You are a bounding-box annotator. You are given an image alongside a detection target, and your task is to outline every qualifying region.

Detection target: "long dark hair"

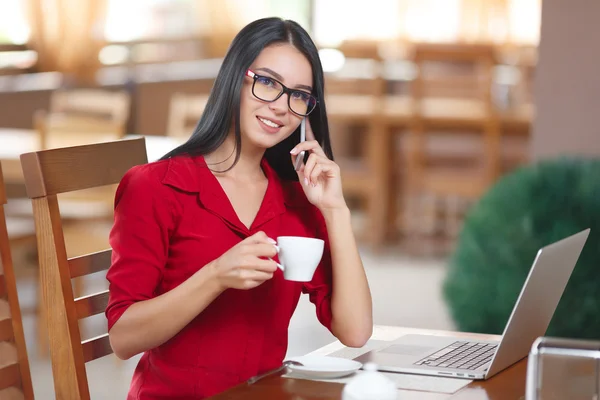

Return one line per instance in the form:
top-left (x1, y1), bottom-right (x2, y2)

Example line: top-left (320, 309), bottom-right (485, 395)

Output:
top-left (160, 17), bottom-right (332, 181)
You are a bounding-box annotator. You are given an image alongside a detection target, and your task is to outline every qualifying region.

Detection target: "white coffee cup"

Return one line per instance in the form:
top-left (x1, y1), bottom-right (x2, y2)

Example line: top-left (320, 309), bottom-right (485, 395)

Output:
top-left (275, 236), bottom-right (325, 282)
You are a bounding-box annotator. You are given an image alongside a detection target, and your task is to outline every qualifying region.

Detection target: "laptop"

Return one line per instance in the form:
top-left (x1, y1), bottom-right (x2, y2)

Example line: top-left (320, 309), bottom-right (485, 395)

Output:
top-left (355, 228), bottom-right (590, 380)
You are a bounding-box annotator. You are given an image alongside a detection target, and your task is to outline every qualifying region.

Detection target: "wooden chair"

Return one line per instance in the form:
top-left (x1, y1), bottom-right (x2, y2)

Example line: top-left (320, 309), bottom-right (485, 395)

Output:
top-left (401, 43), bottom-right (501, 253)
top-left (34, 89), bottom-right (131, 150)
top-left (49, 89), bottom-right (130, 125)
top-left (34, 108), bottom-right (126, 221)
top-left (0, 164), bottom-right (34, 400)
top-left (166, 92), bottom-right (209, 138)
top-left (33, 111), bottom-right (128, 152)
top-left (20, 138), bottom-right (148, 399)
top-left (23, 109), bottom-right (127, 360)
top-left (323, 44), bottom-right (392, 247)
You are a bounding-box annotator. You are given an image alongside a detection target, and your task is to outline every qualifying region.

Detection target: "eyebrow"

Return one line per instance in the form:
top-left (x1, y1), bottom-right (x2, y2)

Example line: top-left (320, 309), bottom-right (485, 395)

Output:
top-left (255, 67), bottom-right (313, 92)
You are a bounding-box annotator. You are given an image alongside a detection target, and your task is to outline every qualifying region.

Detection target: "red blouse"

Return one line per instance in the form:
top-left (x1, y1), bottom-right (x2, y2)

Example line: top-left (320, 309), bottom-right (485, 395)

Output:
top-left (105, 154), bottom-right (333, 399)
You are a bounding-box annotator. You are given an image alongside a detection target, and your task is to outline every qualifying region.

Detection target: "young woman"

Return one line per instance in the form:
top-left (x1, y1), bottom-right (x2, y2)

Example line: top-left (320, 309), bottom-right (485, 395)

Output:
top-left (106, 17), bottom-right (372, 399)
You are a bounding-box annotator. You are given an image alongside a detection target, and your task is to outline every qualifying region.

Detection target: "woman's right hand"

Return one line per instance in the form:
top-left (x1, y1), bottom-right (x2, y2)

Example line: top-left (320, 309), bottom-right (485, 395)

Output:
top-left (210, 231), bottom-right (279, 290)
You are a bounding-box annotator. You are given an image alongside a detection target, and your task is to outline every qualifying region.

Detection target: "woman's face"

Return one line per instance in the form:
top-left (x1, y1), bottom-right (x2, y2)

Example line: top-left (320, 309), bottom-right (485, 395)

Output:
top-left (239, 43), bottom-right (313, 151)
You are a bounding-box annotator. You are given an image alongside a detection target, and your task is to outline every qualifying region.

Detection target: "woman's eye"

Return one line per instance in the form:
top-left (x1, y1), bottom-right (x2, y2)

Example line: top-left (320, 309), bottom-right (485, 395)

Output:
top-left (257, 77), bottom-right (274, 86)
top-left (292, 91), bottom-right (309, 101)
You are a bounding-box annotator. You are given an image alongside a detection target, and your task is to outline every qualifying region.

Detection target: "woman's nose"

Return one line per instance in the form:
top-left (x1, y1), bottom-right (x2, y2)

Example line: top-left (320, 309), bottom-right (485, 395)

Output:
top-left (268, 93), bottom-right (288, 114)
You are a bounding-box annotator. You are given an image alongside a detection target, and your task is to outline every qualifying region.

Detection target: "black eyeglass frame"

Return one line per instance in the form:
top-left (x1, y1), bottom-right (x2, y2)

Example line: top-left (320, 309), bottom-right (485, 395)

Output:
top-left (245, 69), bottom-right (318, 117)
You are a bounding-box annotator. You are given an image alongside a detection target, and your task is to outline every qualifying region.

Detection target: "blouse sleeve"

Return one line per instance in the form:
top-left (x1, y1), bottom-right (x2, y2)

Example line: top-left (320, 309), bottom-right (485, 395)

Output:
top-left (105, 164), bottom-right (177, 331)
top-left (301, 207), bottom-right (334, 333)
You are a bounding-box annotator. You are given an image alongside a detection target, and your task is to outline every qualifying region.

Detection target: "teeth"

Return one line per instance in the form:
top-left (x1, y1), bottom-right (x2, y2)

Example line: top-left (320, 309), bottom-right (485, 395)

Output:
top-left (259, 117), bottom-right (280, 128)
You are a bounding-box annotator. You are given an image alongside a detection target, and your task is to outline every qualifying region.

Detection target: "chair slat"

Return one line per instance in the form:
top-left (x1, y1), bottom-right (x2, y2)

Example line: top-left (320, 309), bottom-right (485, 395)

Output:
top-left (0, 165), bottom-right (6, 205)
top-left (0, 319), bottom-right (13, 342)
top-left (75, 291), bottom-right (109, 320)
top-left (0, 363), bottom-right (19, 391)
top-left (20, 137), bottom-right (148, 198)
top-left (69, 249), bottom-right (112, 279)
top-left (82, 334), bottom-right (112, 363)
top-left (0, 275), bottom-right (5, 299)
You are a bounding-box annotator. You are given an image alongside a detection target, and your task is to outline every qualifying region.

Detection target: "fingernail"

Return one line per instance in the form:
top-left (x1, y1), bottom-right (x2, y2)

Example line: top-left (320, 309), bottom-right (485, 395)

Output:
top-left (290, 148), bottom-right (298, 154)
top-left (304, 178), bottom-right (309, 186)
top-left (267, 237), bottom-right (277, 244)
top-left (273, 245), bottom-right (280, 253)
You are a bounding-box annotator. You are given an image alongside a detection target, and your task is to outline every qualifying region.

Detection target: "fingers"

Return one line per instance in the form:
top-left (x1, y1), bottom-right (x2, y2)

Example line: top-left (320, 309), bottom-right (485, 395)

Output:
top-left (290, 140), bottom-right (326, 158)
top-left (293, 150), bottom-right (305, 171)
top-left (237, 268), bottom-right (275, 282)
top-left (300, 153), bottom-right (339, 186)
top-left (308, 164), bottom-right (322, 187)
top-left (301, 153), bottom-right (318, 185)
top-left (246, 243), bottom-right (279, 259)
top-left (237, 250), bottom-right (278, 271)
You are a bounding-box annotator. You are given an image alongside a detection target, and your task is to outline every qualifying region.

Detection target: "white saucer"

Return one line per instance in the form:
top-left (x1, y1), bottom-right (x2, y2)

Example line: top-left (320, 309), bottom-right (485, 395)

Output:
top-left (286, 355), bottom-right (362, 379)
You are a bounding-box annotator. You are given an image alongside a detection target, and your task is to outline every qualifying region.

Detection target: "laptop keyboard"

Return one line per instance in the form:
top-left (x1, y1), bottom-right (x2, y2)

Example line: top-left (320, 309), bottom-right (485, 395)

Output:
top-left (414, 341), bottom-right (497, 370)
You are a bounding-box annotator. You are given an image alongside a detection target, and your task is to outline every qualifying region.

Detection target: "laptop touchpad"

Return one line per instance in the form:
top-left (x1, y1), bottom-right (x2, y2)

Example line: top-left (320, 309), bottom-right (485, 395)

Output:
top-left (380, 344), bottom-right (436, 356)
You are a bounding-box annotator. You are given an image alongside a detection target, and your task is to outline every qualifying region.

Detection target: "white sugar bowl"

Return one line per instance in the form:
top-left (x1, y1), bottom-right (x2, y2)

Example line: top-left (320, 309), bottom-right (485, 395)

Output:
top-left (342, 362), bottom-right (397, 400)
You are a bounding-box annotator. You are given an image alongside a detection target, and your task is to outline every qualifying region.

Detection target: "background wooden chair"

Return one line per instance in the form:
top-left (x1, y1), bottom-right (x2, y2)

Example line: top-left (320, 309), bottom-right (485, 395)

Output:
top-left (49, 89), bottom-right (130, 122)
top-left (400, 43), bottom-right (501, 254)
top-left (0, 164), bottom-right (34, 400)
top-left (28, 89), bottom-right (130, 224)
top-left (166, 92), bottom-right (209, 138)
top-left (323, 41), bottom-right (391, 246)
top-left (34, 88), bottom-right (131, 150)
top-left (20, 138), bottom-right (148, 399)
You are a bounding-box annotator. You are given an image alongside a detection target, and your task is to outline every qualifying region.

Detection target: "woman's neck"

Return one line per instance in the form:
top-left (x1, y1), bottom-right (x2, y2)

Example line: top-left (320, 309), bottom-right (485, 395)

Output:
top-left (204, 134), bottom-right (265, 181)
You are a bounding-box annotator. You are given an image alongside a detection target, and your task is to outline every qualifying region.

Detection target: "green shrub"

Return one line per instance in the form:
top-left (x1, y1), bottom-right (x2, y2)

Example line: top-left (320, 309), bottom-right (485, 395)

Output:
top-left (443, 157), bottom-right (600, 339)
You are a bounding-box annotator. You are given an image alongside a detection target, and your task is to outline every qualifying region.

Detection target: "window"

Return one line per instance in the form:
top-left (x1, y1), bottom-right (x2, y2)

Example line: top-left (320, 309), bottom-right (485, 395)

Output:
top-left (101, 0), bottom-right (311, 65)
top-left (314, 0), bottom-right (403, 46)
top-left (0, 0), bottom-right (36, 73)
top-left (104, 0), bottom-right (310, 42)
top-left (0, 0), bottom-right (29, 44)
top-left (104, 0), bottom-right (200, 42)
top-left (313, 0), bottom-right (541, 47)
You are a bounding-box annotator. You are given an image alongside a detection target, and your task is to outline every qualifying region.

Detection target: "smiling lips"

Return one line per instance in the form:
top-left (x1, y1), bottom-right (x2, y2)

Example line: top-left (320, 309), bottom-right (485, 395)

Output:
top-left (257, 116), bottom-right (284, 133)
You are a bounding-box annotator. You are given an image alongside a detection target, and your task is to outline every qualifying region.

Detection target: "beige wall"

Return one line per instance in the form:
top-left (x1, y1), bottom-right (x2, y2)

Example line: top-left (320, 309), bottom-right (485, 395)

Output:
top-left (531, 0), bottom-right (600, 159)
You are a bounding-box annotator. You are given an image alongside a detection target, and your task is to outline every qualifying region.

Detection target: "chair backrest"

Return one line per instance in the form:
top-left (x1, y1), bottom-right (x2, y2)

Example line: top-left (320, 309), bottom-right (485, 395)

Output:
top-left (0, 164), bottom-right (34, 400)
top-left (36, 88), bottom-right (131, 149)
top-left (324, 41), bottom-right (385, 97)
top-left (410, 42), bottom-right (497, 103)
top-left (166, 92), bottom-right (209, 137)
top-left (33, 110), bottom-right (128, 151)
top-left (20, 138), bottom-right (148, 400)
top-left (408, 43), bottom-right (502, 182)
top-left (50, 89), bottom-right (131, 123)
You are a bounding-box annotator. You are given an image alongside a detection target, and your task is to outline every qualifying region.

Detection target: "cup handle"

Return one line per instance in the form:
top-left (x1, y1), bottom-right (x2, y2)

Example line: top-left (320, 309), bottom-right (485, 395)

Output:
top-left (271, 245), bottom-right (284, 271)
top-left (268, 258), bottom-right (284, 271)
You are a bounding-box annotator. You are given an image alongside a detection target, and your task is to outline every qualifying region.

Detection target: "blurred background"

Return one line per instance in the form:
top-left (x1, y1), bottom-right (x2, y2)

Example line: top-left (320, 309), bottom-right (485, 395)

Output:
top-left (2, 0), bottom-right (599, 398)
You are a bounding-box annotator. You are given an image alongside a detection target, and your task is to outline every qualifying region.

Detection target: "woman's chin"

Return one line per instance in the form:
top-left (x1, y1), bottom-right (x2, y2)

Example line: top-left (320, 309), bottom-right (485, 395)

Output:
top-left (247, 132), bottom-right (287, 149)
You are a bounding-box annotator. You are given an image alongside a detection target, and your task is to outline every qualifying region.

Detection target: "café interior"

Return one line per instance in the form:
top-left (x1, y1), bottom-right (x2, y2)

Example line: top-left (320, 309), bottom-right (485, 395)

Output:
top-left (1, 0), bottom-right (599, 398)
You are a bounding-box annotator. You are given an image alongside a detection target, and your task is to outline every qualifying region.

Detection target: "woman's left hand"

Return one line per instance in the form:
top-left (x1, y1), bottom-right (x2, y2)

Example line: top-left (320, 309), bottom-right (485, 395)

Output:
top-left (290, 119), bottom-right (347, 211)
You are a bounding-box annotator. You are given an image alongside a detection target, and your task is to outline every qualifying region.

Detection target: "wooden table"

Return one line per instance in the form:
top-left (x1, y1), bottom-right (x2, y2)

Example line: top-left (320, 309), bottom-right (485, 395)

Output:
top-left (325, 95), bottom-right (532, 247)
top-left (212, 326), bottom-right (528, 400)
top-left (0, 128), bottom-right (185, 185)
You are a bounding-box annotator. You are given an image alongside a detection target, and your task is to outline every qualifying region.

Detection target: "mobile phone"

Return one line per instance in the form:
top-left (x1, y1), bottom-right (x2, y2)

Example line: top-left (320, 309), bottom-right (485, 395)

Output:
top-left (294, 118), bottom-right (306, 171)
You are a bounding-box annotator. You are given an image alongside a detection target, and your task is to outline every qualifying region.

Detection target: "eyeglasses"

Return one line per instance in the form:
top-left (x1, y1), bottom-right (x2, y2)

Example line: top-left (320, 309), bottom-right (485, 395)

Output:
top-left (246, 69), bottom-right (317, 117)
